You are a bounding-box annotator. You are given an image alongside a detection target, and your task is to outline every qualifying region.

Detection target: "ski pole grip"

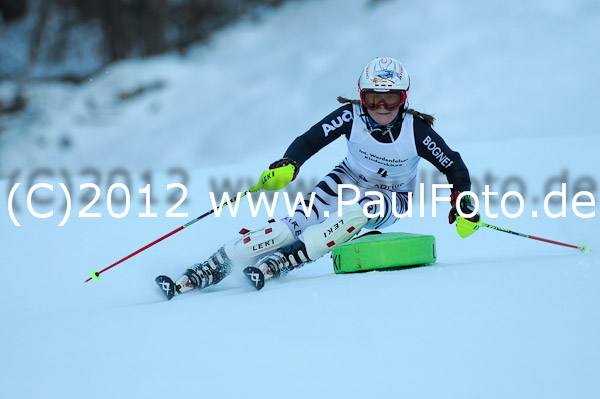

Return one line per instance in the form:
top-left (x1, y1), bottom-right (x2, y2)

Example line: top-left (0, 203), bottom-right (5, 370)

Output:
top-left (253, 163), bottom-right (296, 192)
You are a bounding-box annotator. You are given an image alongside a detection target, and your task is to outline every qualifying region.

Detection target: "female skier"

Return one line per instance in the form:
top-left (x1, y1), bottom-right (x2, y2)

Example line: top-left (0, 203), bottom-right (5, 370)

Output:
top-left (161, 57), bottom-right (479, 296)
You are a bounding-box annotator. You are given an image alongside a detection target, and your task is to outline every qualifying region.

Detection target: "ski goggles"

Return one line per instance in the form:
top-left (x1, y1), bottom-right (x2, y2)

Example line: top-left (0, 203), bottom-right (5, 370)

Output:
top-left (360, 90), bottom-right (407, 111)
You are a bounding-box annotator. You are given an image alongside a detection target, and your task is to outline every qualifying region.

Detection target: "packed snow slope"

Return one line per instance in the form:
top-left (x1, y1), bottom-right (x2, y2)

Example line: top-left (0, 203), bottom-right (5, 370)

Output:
top-left (1, 0), bottom-right (599, 398)
top-left (1, 141), bottom-right (599, 399)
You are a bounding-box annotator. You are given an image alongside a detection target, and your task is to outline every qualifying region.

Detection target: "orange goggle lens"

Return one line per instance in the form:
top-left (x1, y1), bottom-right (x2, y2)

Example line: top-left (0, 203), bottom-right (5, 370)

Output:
top-left (361, 90), bottom-right (406, 111)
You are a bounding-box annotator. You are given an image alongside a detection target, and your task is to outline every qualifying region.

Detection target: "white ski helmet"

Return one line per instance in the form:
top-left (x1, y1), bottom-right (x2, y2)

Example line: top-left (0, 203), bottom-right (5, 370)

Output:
top-left (358, 57), bottom-right (410, 109)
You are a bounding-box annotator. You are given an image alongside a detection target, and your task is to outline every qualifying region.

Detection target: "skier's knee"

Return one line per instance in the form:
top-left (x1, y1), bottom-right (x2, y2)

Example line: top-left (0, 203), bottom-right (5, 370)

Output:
top-left (302, 202), bottom-right (367, 260)
top-left (224, 220), bottom-right (295, 266)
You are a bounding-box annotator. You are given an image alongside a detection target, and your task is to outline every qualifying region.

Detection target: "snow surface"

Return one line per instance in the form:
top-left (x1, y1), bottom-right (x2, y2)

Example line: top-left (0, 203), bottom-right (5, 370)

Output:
top-left (1, 0), bottom-right (599, 398)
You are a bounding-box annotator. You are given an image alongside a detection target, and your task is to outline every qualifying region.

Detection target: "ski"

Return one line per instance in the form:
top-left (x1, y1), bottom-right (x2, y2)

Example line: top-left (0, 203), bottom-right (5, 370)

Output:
top-left (155, 275), bottom-right (177, 300)
top-left (243, 266), bottom-right (265, 291)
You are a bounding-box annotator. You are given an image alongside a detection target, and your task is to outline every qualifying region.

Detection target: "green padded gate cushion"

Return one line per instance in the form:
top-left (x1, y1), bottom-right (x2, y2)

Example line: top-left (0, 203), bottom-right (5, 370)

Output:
top-left (331, 232), bottom-right (436, 274)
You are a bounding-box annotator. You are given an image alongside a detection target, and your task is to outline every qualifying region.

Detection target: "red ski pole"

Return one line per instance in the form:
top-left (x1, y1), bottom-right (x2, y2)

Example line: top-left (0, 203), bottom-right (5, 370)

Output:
top-left (84, 193), bottom-right (247, 283)
top-left (84, 164), bottom-right (297, 283)
top-left (478, 221), bottom-right (590, 252)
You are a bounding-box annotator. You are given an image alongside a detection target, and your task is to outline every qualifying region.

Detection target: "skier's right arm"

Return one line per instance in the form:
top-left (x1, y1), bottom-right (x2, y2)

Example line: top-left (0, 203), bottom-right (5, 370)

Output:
top-left (279, 104), bottom-right (354, 167)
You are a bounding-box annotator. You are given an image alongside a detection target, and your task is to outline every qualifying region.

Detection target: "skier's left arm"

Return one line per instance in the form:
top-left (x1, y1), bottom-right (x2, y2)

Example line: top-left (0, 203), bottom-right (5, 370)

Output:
top-left (413, 117), bottom-right (480, 225)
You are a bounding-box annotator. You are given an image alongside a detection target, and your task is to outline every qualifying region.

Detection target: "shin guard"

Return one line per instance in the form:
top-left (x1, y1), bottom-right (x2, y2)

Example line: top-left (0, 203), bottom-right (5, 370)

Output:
top-left (302, 202), bottom-right (368, 260)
